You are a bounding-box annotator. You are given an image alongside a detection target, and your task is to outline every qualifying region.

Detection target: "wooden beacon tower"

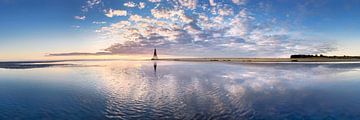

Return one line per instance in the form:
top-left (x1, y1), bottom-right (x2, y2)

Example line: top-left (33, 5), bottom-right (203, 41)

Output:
top-left (151, 48), bottom-right (158, 60)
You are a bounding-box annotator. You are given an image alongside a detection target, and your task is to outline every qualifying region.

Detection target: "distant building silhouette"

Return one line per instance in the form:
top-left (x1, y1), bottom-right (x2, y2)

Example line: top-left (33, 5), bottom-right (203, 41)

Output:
top-left (151, 48), bottom-right (158, 60)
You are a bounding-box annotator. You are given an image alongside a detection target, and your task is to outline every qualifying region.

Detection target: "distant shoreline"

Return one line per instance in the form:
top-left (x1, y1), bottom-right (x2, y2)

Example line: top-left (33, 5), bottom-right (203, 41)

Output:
top-left (152, 58), bottom-right (360, 63)
top-left (2, 58), bottom-right (360, 64)
top-left (1, 58), bottom-right (360, 69)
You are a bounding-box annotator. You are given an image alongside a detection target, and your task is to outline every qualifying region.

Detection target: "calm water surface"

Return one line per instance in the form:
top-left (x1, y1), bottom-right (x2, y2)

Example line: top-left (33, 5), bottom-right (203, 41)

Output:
top-left (1, 61), bottom-right (360, 119)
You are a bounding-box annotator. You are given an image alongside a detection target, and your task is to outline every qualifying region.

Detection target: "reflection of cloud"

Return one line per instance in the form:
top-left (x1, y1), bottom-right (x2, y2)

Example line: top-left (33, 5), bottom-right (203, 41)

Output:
top-left (90, 61), bottom-right (360, 119)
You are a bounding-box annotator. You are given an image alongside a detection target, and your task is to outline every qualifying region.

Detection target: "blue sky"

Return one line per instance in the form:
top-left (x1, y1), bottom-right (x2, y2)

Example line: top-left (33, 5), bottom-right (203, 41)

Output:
top-left (0, 0), bottom-right (360, 60)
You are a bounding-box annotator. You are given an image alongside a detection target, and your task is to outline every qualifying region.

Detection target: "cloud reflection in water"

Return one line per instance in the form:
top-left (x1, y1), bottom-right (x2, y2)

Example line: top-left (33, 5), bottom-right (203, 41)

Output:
top-left (90, 61), bottom-right (360, 119)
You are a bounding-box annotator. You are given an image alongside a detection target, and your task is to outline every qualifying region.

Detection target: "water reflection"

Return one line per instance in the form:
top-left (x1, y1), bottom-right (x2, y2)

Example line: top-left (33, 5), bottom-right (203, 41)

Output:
top-left (1, 61), bottom-right (360, 119)
top-left (153, 61), bottom-right (157, 75)
top-left (0, 62), bottom-right (71, 69)
top-left (93, 61), bottom-right (360, 119)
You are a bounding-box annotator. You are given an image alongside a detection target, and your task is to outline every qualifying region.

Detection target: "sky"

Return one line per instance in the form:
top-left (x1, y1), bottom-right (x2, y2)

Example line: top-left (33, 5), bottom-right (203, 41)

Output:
top-left (0, 0), bottom-right (360, 60)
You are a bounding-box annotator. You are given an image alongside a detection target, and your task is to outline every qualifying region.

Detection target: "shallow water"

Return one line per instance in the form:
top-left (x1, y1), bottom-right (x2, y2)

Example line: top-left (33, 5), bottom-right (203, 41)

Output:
top-left (1, 61), bottom-right (360, 119)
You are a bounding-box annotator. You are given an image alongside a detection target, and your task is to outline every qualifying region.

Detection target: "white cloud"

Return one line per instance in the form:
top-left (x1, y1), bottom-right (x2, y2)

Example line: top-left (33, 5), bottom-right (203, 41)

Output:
top-left (178, 0), bottom-right (197, 9)
top-left (151, 8), bottom-right (193, 23)
top-left (218, 8), bottom-right (234, 16)
top-left (105, 9), bottom-right (127, 17)
top-left (139, 2), bottom-right (146, 9)
top-left (82, 0), bottom-right (101, 12)
top-left (148, 0), bottom-right (161, 2)
top-left (72, 25), bottom-right (81, 29)
top-left (232, 0), bottom-right (246, 5)
top-left (209, 0), bottom-right (216, 6)
top-left (74, 16), bottom-right (86, 20)
top-left (93, 21), bottom-right (107, 24)
top-left (72, 0), bottom-right (335, 57)
top-left (124, 2), bottom-right (136, 8)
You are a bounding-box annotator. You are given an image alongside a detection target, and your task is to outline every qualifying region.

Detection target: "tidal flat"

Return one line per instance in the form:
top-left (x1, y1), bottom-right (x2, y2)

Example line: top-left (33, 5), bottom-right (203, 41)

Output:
top-left (1, 60), bottom-right (360, 119)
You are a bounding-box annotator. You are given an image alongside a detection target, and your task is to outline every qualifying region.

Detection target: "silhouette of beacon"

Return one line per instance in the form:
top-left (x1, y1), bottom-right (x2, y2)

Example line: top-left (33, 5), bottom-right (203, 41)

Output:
top-left (151, 48), bottom-right (158, 60)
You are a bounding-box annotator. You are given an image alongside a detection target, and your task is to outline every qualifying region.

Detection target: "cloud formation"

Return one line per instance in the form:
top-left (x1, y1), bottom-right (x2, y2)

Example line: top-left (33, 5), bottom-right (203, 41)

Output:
top-left (81, 0), bottom-right (101, 12)
top-left (48, 52), bottom-right (111, 56)
top-left (57, 0), bottom-right (336, 57)
top-left (105, 9), bottom-right (127, 17)
top-left (231, 0), bottom-right (246, 5)
top-left (74, 16), bottom-right (86, 20)
top-left (124, 2), bottom-right (136, 8)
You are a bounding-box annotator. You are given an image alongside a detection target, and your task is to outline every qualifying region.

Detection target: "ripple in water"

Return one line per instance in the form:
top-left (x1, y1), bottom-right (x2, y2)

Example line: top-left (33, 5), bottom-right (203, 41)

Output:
top-left (1, 61), bottom-right (360, 119)
top-left (90, 61), bottom-right (360, 119)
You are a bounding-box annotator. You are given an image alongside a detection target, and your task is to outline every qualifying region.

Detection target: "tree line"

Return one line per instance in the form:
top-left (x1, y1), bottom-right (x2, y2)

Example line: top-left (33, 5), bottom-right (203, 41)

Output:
top-left (290, 54), bottom-right (360, 59)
